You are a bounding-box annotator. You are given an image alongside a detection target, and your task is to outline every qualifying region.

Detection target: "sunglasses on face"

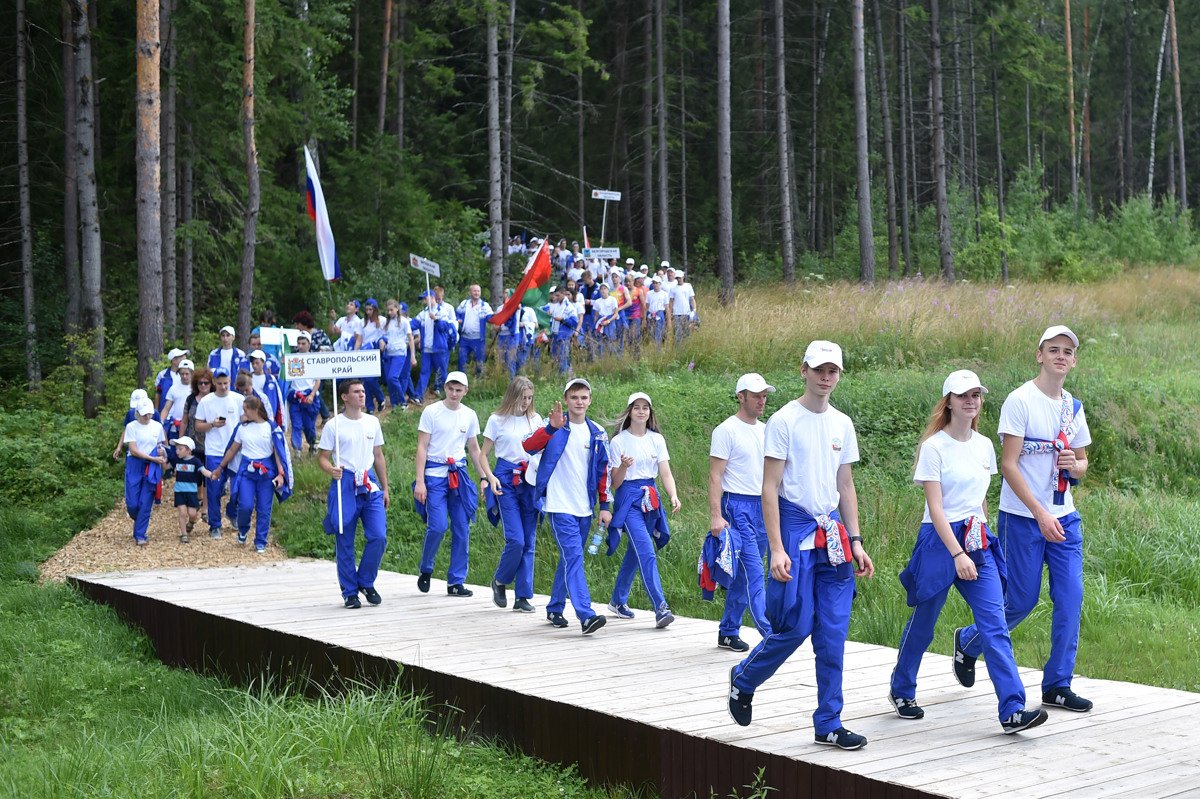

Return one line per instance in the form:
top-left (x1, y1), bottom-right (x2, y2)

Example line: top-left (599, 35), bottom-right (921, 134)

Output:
top-left (196, 380), bottom-right (211, 385)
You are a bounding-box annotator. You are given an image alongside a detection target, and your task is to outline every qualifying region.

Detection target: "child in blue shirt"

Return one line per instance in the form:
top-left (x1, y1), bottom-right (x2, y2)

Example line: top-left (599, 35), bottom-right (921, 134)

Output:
top-left (171, 435), bottom-right (212, 543)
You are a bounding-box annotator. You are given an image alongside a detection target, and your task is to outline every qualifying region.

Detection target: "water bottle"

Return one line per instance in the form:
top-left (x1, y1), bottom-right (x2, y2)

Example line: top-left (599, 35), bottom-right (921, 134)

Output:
top-left (587, 525), bottom-right (606, 556)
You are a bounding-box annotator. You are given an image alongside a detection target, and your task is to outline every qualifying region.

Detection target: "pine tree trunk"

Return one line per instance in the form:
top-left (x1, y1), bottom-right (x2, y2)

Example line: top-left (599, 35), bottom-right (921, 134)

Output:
top-left (655, 0), bottom-right (670, 263)
top-left (1167, 0), bottom-right (1186, 209)
top-left (1064, 0), bottom-right (1078, 213)
top-left (897, 3), bottom-right (912, 275)
top-left (136, 0), bottom-right (163, 385)
top-left (716, 0), bottom-right (734, 304)
top-left (182, 119), bottom-right (194, 348)
top-left (397, 0), bottom-right (407, 150)
top-left (991, 29), bottom-right (1007, 283)
top-left (377, 0), bottom-right (392, 136)
top-left (872, 0), bottom-right (898, 277)
top-left (852, 0), bottom-right (876, 283)
top-left (70, 0), bottom-right (105, 417)
top-left (63, 2), bottom-right (82, 341)
top-left (951, 0), bottom-right (966, 187)
top-left (161, 0), bottom-right (178, 341)
top-left (487, 4), bottom-right (504, 303)
top-left (807, 2), bottom-right (831, 252)
top-left (88, 0), bottom-right (101, 165)
top-left (641, 0), bottom-right (654, 260)
top-left (1149, 10), bottom-right (1169, 196)
top-left (351, 1), bottom-right (359, 149)
top-left (577, 67), bottom-right (585, 226)
top-left (1121, 0), bottom-right (1132, 204)
top-left (501, 0), bottom-right (513, 248)
top-left (678, 0), bottom-right (689, 268)
top-left (929, 0), bottom-right (955, 281)
top-left (776, 0), bottom-right (796, 283)
top-left (237, 0), bottom-right (259, 345)
top-left (17, 0), bottom-right (41, 386)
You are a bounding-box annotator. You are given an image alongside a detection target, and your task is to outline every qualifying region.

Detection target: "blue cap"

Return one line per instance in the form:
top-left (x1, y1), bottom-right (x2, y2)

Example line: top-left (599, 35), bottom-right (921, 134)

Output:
top-left (213, 367), bottom-right (230, 378)
top-left (349, 299), bottom-right (361, 309)
top-left (419, 290), bottom-right (433, 299)
top-left (399, 302), bottom-right (409, 313)
top-left (364, 298), bottom-right (378, 308)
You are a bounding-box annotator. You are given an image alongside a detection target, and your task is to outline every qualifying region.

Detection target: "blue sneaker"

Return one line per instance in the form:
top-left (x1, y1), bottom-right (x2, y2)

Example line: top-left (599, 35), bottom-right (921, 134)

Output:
top-left (607, 602), bottom-right (635, 620)
top-left (814, 728), bottom-right (867, 750)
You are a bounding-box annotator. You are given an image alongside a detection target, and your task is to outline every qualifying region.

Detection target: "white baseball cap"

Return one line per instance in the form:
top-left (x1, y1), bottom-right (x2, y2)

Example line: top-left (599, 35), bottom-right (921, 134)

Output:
top-left (1038, 324), bottom-right (1079, 348)
top-left (178, 359), bottom-right (194, 371)
top-left (219, 325), bottom-right (235, 336)
top-left (942, 369), bottom-right (988, 397)
top-left (296, 330), bottom-right (312, 341)
top-left (249, 349), bottom-right (267, 361)
top-left (735, 373), bottom-right (776, 394)
top-left (660, 260), bottom-right (670, 268)
top-left (626, 391), bottom-right (653, 407)
top-left (803, 340), bottom-right (844, 369)
top-left (129, 388), bottom-right (149, 409)
top-left (640, 264), bottom-right (649, 273)
top-left (564, 377), bottom-right (592, 395)
top-left (171, 435), bottom-right (196, 450)
top-left (135, 397), bottom-right (155, 417)
top-left (444, 371), bottom-right (469, 387)
top-left (625, 257), bottom-right (635, 265)
top-left (674, 270), bottom-right (685, 278)
top-left (651, 276), bottom-right (663, 284)
top-left (166, 347), bottom-right (189, 360)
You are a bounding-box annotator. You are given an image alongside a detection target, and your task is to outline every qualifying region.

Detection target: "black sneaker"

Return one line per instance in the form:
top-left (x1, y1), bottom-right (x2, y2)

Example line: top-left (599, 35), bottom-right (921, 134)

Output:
top-left (814, 728), bottom-right (867, 750)
top-left (953, 627), bottom-right (976, 688)
top-left (1042, 687), bottom-right (1093, 712)
top-left (607, 602), bottom-right (635, 619)
top-left (361, 587), bottom-right (382, 606)
top-left (186, 519), bottom-right (195, 534)
top-left (344, 594), bottom-right (361, 609)
top-left (727, 667), bottom-right (753, 727)
top-left (491, 579), bottom-right (507, 608)
top-left (237, 533), bottom-right (248, 544)
top-left (888, 694), bottom-right (925, 720)
top-left (547, 612), bottom-right (569, 629)
top-left (417, 572), bottom-right (431, 593)
top-left (655, 603), bottom-right (675, 629)
top-left (1002, 708), bottom-right (1049, 734)
top-left (581, 615), bottom-right (607, 636)
top-left (512, 598), bottom-right (535, 613)
top-left (447, 584), bottom-right (473, 597)
top-left (718, 634), bottom-right (750, 653)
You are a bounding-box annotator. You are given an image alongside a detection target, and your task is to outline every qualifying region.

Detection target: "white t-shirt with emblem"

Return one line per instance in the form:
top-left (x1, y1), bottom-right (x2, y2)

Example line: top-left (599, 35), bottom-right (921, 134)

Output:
top-left (196, 392), bottom-right (246, 456)
top-left (234, 420), bottom-right (275, 461)
top-left (610, 429), bottom-right (669, 481)
top-left (318, 413), bottom-right (385, 475)
top-left (484, 412), bottom-right (543, 464)
top-left (997, 380), bottom-right (1092, 518)
top-left (544, 422), bottom-right (595, 517)
top-left (913, 430), bottom-right (997, 524)
top-left (710, 415), bottom-right (766, 495)
top-left (764, 400), bottom-right (859, 549)
top-left (164, 382), bottom-right (192, 422)
top-left (124, 419), bottom-right (166, 457)
top-left (418, 401), bottom-right (480, 478)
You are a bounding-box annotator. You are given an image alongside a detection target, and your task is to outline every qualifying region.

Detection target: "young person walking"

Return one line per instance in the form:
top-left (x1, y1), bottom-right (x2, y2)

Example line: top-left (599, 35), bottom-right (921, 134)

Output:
top-left (414, 371), bottom-right (501, 597)
top-left (412, 292), bottom-right (458, 402)
top-left (383, 299), bottom-right (418, 410)
top-left (456, 284), bottom-right (493, 377)
top-left (318, 379), bottom-right (391, 609)
top-left (194, 368), bottom-right (246, 539)
top-left (330, 299), bottom-right (365, 352)
top-left (544, 287), bottom-right (578, 374)
top-left (170, 435), bottom-right (211, 543)
top-left (605, 392), bottom-right (681, 628)
top-left (890, 370), bottom-right (1048, 734)
top-left (208, 325), bottom-right (248, 377)
top-left (522, 378), bottom-right (610, 635)
top-left (358, 299), bottom-right (388, 412)
top-left (708, 373), bottom-right (776, 653)
top-left (286, 333), bottom-right (321, 454)
top-left (954, 325), bottom-right (1093, 713)
top-left (123, 397), bottom-right (167, 545)
top-left (481, 376), bottom-right (543, 613)
top-left (727, 341), bottom-right (876, 751)
top-left (214, 395), bottom-right (292, 553)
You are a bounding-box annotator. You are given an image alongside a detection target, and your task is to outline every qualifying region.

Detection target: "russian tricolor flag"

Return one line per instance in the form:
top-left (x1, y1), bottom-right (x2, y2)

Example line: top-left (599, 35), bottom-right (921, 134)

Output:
top-left (304, 145), bottom-right (341, 282)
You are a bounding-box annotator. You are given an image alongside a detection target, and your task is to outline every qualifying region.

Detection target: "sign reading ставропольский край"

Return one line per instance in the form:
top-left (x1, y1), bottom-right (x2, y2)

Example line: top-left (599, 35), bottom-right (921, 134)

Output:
top-left (284, 350), bottom-right (381, 380)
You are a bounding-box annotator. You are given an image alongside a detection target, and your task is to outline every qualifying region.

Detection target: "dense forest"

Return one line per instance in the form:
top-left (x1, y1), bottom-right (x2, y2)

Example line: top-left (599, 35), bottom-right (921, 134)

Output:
top-left (2, 0), bottom-right (1198, 410)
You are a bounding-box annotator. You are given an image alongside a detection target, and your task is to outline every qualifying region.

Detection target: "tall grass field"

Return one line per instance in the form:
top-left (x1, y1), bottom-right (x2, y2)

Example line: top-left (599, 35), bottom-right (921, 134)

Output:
top-left (3, 269), bottom-right (1199, 797)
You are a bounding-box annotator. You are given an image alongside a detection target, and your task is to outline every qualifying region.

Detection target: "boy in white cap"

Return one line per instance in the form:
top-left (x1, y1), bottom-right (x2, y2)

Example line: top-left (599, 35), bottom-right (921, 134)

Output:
top-left (709, 373), bottom-right (776, 652)
top-left (954, 325), bottom-right (1093, 713)
top-left (207, 326), bottom-right (248, 377)
top-left (728, 341), bottom-right (876, 751)
top-left (155, 348), bottom-right (189, 413)
top-left (646, 277), bottom-right (669, 346)
top-left (668, 270), bottom-right (695, 344)
top-left (414, 371), bottom-right (501, 596)
top-left (170, 435), bottom-right (212, 543)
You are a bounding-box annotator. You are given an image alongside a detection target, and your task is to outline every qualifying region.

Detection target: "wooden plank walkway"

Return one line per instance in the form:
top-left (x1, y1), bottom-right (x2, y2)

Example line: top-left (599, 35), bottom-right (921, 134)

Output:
top-left (70, 560), bottom-right (1200, 799)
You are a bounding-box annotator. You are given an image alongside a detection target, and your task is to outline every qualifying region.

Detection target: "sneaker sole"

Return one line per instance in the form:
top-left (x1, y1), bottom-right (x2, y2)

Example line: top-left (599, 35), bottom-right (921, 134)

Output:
top-left (1003, 710), bottom-right (1049, 734)
top-left (582, 616), bottom-right (607, 636)
top-left (814, 737), bottom-right (866, 750)
top-left (655, 614), bottom-right (675, 629)
top-left (717, 642), bottom-right (749, 652)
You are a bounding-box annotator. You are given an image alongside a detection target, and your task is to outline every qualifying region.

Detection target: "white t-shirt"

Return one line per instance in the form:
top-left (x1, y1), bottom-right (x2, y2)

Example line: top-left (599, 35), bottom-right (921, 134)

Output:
top-left (124, 419), bottom-right (166, 457)
top-left (318, 413), bottom-right (385, 475)
top-left (647, 288), bottom-right (669, 314)
top-left (234, 420), bottom-right (275, 461)
top-left (544, 422), bottom-right (594, 516)
top-left (164, 382), bottom-right (192, 422)
top-left (997, 380), bottom-right (1092, 518)
top-left (418, 401), bottom-right (480, 478)
top-left (765, 400), bottom-right (859, 547)
top-left (333, 315), bottom-right (364, 351)
top-left (610, 429), bottom-right (669, 481)
top-left (592, 296), bottom-right (618, 325)
top-left (215, 347), bottom-right (236, 374)
top-left (458, 299), bottom-right (493, 338)
top-left (669, 282), bottom-right (695, 315)
top-left (196, 392), bottom-right (246, 456)
top-left (384, 318), bottom-right (410, 355)
top-left (913, 430), bottom-right (997, 524)
top-left (710, 415), bottom-right (766, 495)
top-left (547, 300), bottom-right (576, 335)
top-left (484, 412), bottom-right (544, 464)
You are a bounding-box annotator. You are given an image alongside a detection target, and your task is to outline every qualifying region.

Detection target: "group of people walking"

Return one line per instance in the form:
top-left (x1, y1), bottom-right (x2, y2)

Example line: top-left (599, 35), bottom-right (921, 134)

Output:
top-left (120, 320), bottom-right (1092, 749)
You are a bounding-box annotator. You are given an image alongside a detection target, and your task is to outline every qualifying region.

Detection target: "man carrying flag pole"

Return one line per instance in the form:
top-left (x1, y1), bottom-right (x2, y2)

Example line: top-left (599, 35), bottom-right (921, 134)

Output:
top-left (490, 238), bottom-right (553, 333)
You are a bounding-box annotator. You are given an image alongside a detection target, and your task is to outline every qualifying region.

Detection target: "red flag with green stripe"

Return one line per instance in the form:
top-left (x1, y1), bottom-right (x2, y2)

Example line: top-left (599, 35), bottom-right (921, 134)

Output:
top-left (490, 240), bottom-right (552, 327)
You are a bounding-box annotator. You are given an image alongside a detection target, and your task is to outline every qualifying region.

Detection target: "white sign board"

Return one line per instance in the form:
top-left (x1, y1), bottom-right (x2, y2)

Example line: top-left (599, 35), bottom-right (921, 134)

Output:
top-left (590, 189), bottom-right (622, 201)
top-left (256, 326), bottom-right (302, 347)
top-left (409, 252), bottom-right (441, 278)
top-left (583, 247), bottom-right (621, 260)
top-left (284, 350), bottom-right (381, 381)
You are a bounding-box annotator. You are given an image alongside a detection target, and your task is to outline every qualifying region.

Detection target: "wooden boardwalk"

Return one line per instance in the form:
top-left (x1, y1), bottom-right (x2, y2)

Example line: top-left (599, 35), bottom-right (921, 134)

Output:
top-left (71, 560), bottom-right (1200, 799)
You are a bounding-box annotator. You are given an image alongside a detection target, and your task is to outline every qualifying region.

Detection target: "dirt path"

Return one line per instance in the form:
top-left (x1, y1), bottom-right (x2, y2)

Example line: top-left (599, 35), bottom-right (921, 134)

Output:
top-left (40, 482), bottom-right (297, 583)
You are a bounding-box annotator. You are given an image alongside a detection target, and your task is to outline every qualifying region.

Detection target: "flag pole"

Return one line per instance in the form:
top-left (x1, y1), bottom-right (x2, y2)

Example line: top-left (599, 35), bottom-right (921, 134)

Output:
top-left (332, 378), bottom-right (343, 535)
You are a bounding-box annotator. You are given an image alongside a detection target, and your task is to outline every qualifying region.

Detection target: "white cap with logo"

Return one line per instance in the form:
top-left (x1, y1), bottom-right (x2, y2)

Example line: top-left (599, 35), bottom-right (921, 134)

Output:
top-left (179, 359), bottom-right (195, 371)
top-left (625, 257), bottom-right (635, 265)
top-left (803, 340), bottom-right (844, 369)
top-left (444, 370), bottom-right (469, 387)
top-left (942, 369), bottom-right (988, 397)
top-left (249, 349), bottom-right (268, 361)
top-left (135, 397), bottom-right (156, 417)
top-left (129, 388), bottom-right (150, 409)
top-left (219, 325), bottom-right (235, 336)
top-left (626, 391), bottom-right (653, 407)
top-left (1038, 324), bottom-right (1079, 348)
top-left (171, 435), bottom-right (197, 451)
top-left (564, 377), bottom-right (592, 395)
top-left (167, 347), bottom-right (189, 360)
top-left (735, 373), bottom-right (776, 394)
